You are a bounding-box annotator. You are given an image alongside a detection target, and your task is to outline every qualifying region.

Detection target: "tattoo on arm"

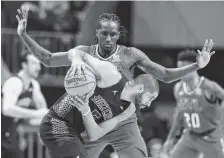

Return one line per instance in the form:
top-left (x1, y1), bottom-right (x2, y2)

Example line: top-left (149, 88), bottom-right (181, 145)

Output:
top-left (30, 46), bottom-right (52, 65)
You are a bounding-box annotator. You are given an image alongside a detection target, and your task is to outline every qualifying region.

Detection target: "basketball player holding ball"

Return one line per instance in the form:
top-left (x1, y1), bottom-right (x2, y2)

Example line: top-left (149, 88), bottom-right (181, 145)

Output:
top-left (17, 8), bottom-right (215, 158)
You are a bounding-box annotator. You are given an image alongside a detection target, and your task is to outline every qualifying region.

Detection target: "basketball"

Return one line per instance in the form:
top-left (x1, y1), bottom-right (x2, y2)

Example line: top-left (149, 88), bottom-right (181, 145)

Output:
top-left (64, 65), bottom-right (96, 98)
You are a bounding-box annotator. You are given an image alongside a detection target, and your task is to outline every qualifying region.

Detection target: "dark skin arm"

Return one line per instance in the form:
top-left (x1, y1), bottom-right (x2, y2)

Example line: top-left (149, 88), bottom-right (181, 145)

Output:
top-left (129, 39), bottom-right (214, 83)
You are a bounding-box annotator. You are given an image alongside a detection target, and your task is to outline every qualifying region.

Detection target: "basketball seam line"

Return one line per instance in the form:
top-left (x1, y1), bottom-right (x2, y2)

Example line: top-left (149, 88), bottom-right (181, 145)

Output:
top-left (65, 81), bottom-right (96, 89)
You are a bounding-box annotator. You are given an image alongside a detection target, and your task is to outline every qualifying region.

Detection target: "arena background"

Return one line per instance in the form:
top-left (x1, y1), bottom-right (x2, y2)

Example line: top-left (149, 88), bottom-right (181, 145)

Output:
top-left (1, 1), bottom-right (224, 158)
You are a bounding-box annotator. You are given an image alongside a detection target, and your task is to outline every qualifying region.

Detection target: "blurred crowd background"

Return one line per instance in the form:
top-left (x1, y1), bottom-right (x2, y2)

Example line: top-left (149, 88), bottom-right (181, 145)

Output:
top-left (1, 1), bottom-right (224, 158)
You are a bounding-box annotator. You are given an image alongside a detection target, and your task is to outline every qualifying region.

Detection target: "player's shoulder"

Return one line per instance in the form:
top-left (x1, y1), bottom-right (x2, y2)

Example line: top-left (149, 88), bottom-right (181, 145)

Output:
top-left (121, 46), bottom-right (146, 60)
top-left (202, 77), bottom-right (222, 90)
top-left (174, 81), bottom-right (182, 91)
top-left (3, 76), bottom-right (23, 86)
top-left (2, 76), bottom-right (23, 93)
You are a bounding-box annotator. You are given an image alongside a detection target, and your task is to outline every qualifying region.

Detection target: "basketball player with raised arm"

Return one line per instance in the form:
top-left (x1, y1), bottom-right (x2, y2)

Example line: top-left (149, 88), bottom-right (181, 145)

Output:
top-left (162, 50), bottom-right (224, 158)
top-left (16, 8), bottom-right (215, 158)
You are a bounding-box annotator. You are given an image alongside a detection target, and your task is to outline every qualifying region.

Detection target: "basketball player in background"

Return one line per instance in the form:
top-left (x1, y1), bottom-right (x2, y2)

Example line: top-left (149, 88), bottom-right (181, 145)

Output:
top-left (162, 50), bottom-right (224, 158)
top-left (1, 51), bottom-right (49, 158)
top-left (17, 8), bottom-right (215, 158)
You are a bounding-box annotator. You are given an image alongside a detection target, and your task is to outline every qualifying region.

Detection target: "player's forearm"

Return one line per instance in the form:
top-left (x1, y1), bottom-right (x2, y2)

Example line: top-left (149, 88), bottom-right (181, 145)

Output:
top-left (164, 63), bottom-right (199, 83)
top-left (3, 105), bottom-right (41, 118)
top-left (19, 33), bottom-right (53, 67)
top-left (81, 112), bottom-right (107, 141)
top-left (82, 103), bottom-right (134, 141)
top-left (166, 114), bottom-right (182, 141)
top-left (90, 103), bottom-right (135, 140)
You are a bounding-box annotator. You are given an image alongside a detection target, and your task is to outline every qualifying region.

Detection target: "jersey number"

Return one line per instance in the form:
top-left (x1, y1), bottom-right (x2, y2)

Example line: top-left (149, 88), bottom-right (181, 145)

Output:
top-left (184, 113), bottom-right (200, 128)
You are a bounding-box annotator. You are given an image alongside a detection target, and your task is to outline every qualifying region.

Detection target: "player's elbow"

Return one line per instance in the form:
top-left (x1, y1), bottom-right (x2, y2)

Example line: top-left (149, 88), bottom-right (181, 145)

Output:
top-left (88, 131), bottom-right (104, 141)
top-left (88, 134), bottom-right (102, 141)
top-left (161, 69), bottom-right (178, 83)
top-left (41, 59), bottom-right (52, 67)
top-left (2, 106), bottom-right (14, 117)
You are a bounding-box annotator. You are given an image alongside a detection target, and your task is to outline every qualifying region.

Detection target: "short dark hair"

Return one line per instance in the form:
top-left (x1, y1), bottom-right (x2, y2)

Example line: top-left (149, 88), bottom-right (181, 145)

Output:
top-left (20, 50), bottom-right (32, 64)
top-left (177, 50), bottom-right (197, 63)
top-left (134, 74), bottom-right (159, 94)
top-left (96, 13), bottom-right (128, 39)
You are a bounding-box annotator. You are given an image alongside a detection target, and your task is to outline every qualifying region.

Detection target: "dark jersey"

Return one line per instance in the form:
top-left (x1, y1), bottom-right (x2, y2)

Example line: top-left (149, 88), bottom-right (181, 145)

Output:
top-left (50, 73), bottom-right (129, 134)
top-left (1, 76), bottom-right (35, 147)
top-left (175, 77), bottom-right (223, 137)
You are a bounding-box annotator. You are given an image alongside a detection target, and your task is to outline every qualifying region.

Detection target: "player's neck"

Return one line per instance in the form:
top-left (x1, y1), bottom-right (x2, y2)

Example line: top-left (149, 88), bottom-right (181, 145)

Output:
top-left (98, 45), bottom-right (117, 58)
top-left (184, 74), bottom-right (201, 91)
top-left (18, 70), bottom-right (32, 87)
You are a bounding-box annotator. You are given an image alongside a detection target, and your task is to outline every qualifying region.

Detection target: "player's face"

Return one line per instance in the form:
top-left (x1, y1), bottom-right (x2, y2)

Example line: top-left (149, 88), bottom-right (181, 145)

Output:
top-left (177, 60), bottom-right (196, 80)
top-left (137, 91), bottom-right (158, 109)
top-left (96, 21), bottom-right (120, 53)
top-left (25, 55), bottom-right (41, 78)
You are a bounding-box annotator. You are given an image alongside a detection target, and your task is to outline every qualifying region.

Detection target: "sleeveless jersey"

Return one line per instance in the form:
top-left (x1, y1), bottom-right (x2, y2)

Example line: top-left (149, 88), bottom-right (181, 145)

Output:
top-left (1, 76), bottom-right (35, 147)
top-left (88, 44), bottom-right (136, 81)
top-left (175, 77), bottom-right (223, 138)
top-left (50, 73), bottom-right (130, 134)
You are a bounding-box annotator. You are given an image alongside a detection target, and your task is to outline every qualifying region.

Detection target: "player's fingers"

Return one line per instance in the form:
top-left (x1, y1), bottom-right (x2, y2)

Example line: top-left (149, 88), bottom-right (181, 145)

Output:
top-left (75, 96), bottom-right (85, 105)
top-left (202, 39), bottom-right (208, 51)
top-left (16, 15), bottom-right (21, 22)
top-left (197, 50), bottom-right (202, 56)
top-left (207, 39), bottom-right (214, 52)
top-left (25, 8), bottom-right (29, 20)
top-left (77, 65), bottom-right (82, 75)
top-left (71, 98), bottom-right (82, 108)
top-left (210, 51), bottom-right (215, 56)
top-left (17, 9), bottom-right (23, 19)
top-left (21, 7), bottom-right (26, 19)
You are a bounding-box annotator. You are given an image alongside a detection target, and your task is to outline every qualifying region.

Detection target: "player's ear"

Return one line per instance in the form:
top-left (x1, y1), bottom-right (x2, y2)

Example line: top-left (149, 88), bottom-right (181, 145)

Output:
top-left (116, 32), bottom-right (120, 40)
top-left (136, 84), bottom-right (144, 94)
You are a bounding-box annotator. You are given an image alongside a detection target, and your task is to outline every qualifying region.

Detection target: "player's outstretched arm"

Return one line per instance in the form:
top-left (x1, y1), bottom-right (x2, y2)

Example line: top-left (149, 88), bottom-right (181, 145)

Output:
top-left (133, 39), bottom-right (215, 83)
top-left (16, 8), bottom-right (72, 67)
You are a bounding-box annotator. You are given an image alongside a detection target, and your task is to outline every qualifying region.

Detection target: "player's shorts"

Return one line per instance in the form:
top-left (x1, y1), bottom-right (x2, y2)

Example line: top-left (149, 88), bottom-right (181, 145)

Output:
top-left (172, 129), bottom-right (224, 158)
top-left (39, 112), bottom-right (87, 158)
top-left (2, 128), bottom-right (21, 158)
top-left (83, 114), bottom-right (148, 158)
top-left (1, 144), bottom-right (21, 158)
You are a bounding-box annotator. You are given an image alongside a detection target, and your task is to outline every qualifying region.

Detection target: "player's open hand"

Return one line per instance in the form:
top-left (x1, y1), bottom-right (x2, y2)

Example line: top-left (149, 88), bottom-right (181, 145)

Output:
top-left (71, 95), bottom-right (90, 115)
top-left (16, 8), bottom-right (29, 36)
top-left (197, 39), bottom-right (215, 69)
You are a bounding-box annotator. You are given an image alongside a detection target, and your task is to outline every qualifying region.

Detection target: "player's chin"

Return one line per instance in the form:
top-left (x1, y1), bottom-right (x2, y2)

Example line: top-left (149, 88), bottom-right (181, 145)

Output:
top-left (103, 46), bottom-right (113, 52)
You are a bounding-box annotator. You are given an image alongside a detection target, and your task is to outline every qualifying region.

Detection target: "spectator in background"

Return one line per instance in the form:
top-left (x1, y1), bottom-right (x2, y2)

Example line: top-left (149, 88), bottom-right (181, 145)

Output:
top-left (1, 50), bottom-right (48, 158)
top-left (20, 1), bottom-right (86, 33)
top-left (138, 105), bottom-right (169, 143)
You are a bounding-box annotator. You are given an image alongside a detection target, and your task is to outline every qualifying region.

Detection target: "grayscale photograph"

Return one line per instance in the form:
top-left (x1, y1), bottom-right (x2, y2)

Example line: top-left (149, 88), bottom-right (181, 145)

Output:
top-left (1, 1), bottom-right (224, 158)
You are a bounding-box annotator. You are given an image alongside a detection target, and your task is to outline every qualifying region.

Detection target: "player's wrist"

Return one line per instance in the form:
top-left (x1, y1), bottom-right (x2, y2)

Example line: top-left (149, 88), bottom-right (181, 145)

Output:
top-left (81, 107), bottom-right (91, 116)
top-left (18, 31), bottom-right (27, 37)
